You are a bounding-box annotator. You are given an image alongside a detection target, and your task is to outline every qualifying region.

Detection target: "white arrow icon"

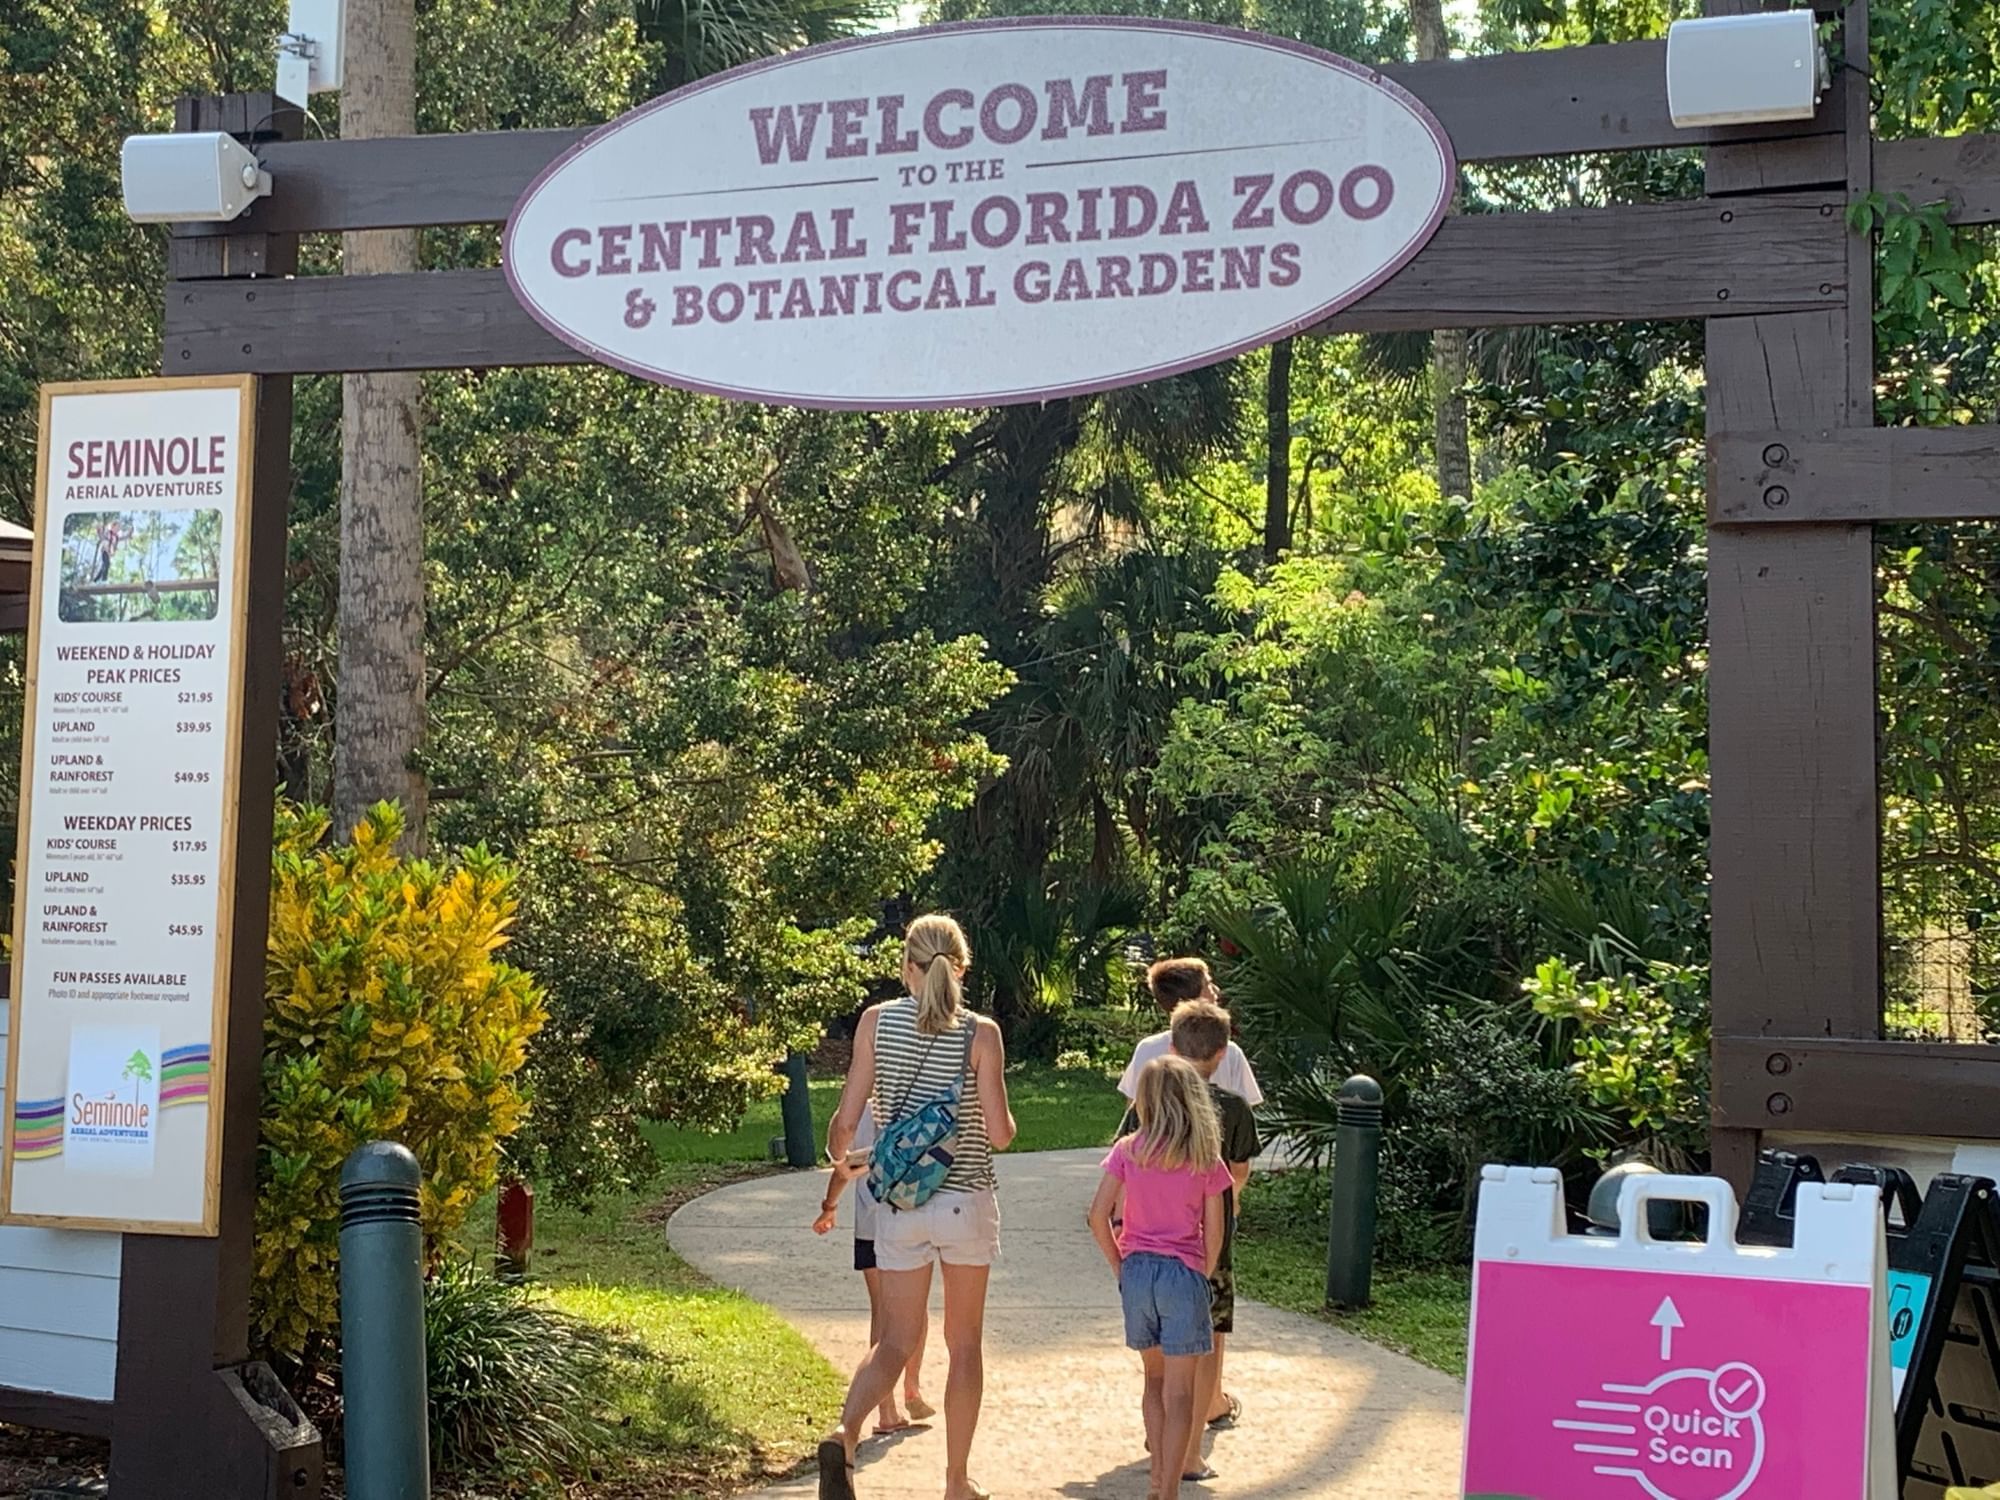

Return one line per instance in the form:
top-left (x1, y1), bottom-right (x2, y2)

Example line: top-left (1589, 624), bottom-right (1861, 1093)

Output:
top-left (1650, 1295), bottom-right (1684, 1360)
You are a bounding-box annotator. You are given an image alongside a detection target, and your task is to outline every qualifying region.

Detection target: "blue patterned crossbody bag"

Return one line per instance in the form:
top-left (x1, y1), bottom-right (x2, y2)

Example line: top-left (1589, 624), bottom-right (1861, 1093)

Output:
top-left (868, 1018), bottom-right (975, 1212)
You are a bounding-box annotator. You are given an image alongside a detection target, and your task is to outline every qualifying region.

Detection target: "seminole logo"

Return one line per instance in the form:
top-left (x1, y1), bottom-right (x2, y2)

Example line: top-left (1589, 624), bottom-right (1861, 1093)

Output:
top-left (69, 1047), bottom-right (155, 1142)
top-left (11, 1042), bottom-right (204, 1165)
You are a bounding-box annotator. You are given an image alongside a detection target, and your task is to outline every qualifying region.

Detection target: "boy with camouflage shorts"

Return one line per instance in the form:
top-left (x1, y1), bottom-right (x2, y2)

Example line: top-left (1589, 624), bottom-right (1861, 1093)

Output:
top-left (1119, 998), bottom-right (1258, 1481)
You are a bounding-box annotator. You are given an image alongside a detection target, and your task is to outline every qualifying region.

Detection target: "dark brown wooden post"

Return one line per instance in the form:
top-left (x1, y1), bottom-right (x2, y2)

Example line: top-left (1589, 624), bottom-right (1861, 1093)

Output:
top-left (1704, 0), bottom-right (1879, 1192)
top-left (107, 94), bottom-right (323, 1500)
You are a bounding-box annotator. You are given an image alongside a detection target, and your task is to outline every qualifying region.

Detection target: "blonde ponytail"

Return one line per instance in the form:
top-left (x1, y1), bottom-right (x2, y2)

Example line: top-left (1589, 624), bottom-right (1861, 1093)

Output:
top-left (905, 914), bottom-right (972, 1035)
top-left (1129, 1055), bottom-right (1222, 1173)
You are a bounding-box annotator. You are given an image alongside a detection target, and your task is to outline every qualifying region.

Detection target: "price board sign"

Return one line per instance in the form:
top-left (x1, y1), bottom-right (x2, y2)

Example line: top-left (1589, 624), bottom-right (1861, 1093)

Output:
top-left (0, 376), bottom-right (256, 1236)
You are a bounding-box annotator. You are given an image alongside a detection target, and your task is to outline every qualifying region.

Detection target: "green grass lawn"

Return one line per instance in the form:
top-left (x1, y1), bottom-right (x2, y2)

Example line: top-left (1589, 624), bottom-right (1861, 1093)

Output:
top-left (1233, 1171), bottom-right (1471, 1378)
top-left (641, 1060), bottom-right (1130, 1164)
top-left (466, 1164), bottom-right (844, 1498)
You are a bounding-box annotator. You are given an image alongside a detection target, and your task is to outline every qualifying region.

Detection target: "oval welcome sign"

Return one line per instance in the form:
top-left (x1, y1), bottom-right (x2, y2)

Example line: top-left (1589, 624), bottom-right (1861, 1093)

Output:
top-left (504, 19), bottom-right (1454, 410)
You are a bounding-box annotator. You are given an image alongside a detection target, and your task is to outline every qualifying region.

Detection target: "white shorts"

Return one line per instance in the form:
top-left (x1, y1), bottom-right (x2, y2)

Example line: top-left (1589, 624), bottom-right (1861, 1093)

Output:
top-left (874, 1186), bottom-right (1002, 1272)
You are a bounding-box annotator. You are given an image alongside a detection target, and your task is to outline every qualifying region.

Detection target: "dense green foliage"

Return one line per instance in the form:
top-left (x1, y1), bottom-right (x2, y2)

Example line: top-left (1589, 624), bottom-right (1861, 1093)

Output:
top-left (9, 0), bottom-right (2000, 1269)
top-left (259, 802), bottom-right (545, 1356)
top-left (420, 1258), bottom-right (620, 1486)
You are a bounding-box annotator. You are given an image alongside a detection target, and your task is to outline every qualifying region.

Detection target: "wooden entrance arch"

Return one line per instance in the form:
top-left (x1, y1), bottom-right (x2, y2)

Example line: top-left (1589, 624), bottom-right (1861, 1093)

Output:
top-left (14, 2), bottom-right (2000, 1491)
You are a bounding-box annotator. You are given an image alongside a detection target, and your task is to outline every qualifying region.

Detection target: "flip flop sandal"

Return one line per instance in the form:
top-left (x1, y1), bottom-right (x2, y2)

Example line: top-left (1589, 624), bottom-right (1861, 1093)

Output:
top-left (1182, 1467), bottom-right (1219, 1483)
top-left (1207, 1394), bottom-right (1243, 1430)
top-left (817, 1438), bottom-right (858, 1500)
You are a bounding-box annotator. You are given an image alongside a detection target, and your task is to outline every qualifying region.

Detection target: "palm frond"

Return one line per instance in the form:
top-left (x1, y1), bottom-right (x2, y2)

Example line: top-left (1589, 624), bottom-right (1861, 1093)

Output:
top-left (640, 0), bottom-right (895, 87)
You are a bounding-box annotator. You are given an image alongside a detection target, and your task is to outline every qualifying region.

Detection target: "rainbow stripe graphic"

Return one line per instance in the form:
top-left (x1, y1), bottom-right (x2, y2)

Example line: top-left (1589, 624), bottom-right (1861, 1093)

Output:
top-left (160, 1044), bottom-right (212, 1110)
top-left (11, 1098), bottom-right (65, 1160)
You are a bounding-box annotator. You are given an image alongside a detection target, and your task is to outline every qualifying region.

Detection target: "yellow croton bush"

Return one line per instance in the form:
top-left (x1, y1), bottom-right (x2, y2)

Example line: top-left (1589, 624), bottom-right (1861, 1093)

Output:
top-left (254, 801), bottom-right (546, 1357)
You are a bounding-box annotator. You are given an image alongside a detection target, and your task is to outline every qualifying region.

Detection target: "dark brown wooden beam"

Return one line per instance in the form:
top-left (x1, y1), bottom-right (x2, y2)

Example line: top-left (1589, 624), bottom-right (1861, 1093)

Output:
top-left (1711, 424), bottom-right (2000, 522)
top-left (1876, 133), bottom-right (2000, 225)
top-left (1705, 314), bottom-right (1881, 1047)
top-left (111, 91), bottom-right (323, 1500)
top-left (165, 193), bottom-right (1844, 374)
top-left (1318, 193), bottom-right (1843, 333)
top-left (1706, 135), bottom-right (1847, 196)
top-left (0, 1387), bottom-right (114, 1439)
top-left (1716, 1036), bottom-right (2000, 1138)
top-left (177, 42), bottom-right (1846, 238)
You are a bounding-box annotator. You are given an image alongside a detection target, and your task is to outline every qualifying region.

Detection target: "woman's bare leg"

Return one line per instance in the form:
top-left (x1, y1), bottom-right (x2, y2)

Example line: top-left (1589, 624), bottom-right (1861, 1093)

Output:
top-left (903, 1298), bottom-right (932, 1416)
top-left (830, 1264), bottom-right (933, 1461)
top-left (862, 1267), bottom-right (909, 1431)
top-left (939, 1260), bottom-right (992, 1500)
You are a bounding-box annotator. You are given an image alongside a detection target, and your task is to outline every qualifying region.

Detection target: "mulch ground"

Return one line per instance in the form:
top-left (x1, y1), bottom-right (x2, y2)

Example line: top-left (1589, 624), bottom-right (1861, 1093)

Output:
top-left (0, 1426), bottom-right (104, 1498)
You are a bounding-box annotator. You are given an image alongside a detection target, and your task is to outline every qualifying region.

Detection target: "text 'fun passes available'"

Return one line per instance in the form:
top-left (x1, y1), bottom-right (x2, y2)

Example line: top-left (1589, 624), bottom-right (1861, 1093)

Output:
top-left (502, 19), bottom-right (1454, 409)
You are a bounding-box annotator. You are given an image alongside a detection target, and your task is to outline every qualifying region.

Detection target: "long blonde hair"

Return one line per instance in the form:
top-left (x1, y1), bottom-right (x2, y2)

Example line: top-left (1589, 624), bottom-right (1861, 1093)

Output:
top-left (1127, 1055), bottom-right (1222, 1173)
top-left (906, 914), bottom-right (972, 1035)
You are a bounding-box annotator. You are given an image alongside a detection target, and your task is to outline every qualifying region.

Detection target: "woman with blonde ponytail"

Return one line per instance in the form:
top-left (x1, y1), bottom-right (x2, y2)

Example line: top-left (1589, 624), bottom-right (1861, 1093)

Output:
top-left (820, 915), bottom-right (1016, 1500)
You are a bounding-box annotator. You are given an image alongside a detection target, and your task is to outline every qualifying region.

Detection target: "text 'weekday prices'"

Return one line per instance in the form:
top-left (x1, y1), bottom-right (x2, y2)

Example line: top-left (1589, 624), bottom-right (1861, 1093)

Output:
top-left (504, 19), bottom-right (1453, 409)
top-left (1, 375), bottom-right (255, 1235)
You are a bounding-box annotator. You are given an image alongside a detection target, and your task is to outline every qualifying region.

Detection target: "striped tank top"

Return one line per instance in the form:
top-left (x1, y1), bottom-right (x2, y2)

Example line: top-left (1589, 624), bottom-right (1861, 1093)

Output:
top-left (871, 997), bottom-right (994, 1193)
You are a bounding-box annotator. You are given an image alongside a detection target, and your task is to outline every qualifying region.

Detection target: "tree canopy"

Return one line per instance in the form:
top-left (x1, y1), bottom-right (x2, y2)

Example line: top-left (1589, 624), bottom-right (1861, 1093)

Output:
top-left (6, 0), bottom-right (2000, 1215)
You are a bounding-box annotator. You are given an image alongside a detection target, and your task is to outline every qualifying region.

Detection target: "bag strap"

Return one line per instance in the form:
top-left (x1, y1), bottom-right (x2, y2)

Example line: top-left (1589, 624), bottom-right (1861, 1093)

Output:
top-left (953, 1013), bottom-right (977, 1081)
top-left (885, 1020), bottom-right (944, 1123)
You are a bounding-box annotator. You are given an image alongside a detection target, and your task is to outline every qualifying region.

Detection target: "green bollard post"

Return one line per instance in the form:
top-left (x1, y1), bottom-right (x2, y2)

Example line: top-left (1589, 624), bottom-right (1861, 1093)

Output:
top-left (340, 1142), bottom-right (432, 1500)
top-left (781, 1051), bottom-right (816, 1169)
top-left (1326, 1074), bottom-right (1383, 1310)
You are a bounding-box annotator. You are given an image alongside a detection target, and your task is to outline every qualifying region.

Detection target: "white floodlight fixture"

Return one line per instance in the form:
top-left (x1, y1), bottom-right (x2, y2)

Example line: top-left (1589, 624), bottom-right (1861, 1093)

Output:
top-left (120, 132), bottom-right (272, 224)
top-left (276, 0), bottom-right (346, 107)
top-left (1666, 9), bottom-right (1828, 129)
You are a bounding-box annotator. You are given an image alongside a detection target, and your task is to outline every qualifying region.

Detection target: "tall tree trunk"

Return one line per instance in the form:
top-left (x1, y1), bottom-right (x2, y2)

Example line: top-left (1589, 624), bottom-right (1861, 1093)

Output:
top-left (334, 0), bottom-right (428, 848)
top-left (1431, 328), bottom-right (1471, 500)
top-left (1410, 0), bottom-right (1472, 502)
top-left (1263, 337), bottom-right (1294, 561)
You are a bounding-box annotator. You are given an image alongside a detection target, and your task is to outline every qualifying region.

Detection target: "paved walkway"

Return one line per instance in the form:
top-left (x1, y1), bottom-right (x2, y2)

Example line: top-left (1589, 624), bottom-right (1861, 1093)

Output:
top-left (666, 1149), bottom-right (1465, 1500)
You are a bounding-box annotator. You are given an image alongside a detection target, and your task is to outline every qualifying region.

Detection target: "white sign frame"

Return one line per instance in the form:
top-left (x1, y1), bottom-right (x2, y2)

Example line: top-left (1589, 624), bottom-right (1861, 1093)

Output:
top-left (0, 375), bottom-right (257, 1237)
top-left (504, 18), bottom-right (1454, 410)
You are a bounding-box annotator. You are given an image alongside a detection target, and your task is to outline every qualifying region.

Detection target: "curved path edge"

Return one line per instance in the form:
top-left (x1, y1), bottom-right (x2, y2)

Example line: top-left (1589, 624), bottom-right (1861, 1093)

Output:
top-left (667, 1148), bottom-right (1465, 1499)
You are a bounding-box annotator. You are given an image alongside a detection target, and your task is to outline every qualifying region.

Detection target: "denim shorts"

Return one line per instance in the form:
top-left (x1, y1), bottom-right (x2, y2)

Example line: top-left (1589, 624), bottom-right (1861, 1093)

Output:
top-left (1120, 1251), bottom-right (1214, 1357)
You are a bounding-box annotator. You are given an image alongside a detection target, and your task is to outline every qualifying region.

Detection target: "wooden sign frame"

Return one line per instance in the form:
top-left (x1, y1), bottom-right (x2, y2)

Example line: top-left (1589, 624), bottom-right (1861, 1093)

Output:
top-left (1, 374), bottom-right (257, 1238)
top-left (5, 5), bottom-right (1995, 1493)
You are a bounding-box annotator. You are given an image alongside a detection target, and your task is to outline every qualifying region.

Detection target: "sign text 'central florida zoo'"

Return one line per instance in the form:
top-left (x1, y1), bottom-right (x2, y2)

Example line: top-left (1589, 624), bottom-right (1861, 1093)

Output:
top-left (504, 19), bottom-right (1455, 410)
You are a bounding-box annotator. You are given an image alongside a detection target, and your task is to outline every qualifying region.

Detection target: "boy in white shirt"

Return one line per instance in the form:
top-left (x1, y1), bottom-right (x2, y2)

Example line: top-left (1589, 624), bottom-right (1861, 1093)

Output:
top-left (1118, 958), bottom-right (1263, 1110)
top-left (1116, 957), bottom-right (1261, 1431)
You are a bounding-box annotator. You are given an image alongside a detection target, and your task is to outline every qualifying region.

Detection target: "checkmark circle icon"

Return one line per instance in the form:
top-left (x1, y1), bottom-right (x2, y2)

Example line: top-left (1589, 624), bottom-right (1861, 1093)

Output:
top-left (1708, 1361), bottom-right (1767, 1419)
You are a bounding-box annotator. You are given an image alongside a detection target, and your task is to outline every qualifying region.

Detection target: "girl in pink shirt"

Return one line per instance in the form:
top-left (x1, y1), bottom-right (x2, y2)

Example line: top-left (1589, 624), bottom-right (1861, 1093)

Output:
top-left (1087, 1055), bottom-right (1232, 1500)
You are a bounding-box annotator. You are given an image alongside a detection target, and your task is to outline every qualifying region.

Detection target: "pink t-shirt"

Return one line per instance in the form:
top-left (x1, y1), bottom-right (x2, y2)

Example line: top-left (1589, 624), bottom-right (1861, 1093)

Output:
top-left (1102, 1136), bottom-right (1233, 1276)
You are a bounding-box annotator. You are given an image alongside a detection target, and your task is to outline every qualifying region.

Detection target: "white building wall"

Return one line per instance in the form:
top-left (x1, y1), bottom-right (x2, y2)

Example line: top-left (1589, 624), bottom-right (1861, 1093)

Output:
top-left (0, 996), bottom-right (121, 1401)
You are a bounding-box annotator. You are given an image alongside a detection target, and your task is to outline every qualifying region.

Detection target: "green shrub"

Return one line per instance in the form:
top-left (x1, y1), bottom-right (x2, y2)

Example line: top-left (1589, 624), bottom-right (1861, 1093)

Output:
top-left (1057, 1004), bottom-right (1157, 1068)
top-left (422, 1258), bottom-right (618, 1486)
top-left (255, 802), bottom-right (547, 1358)
top-left (1525, 950), bottom-right (1709, 1160)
